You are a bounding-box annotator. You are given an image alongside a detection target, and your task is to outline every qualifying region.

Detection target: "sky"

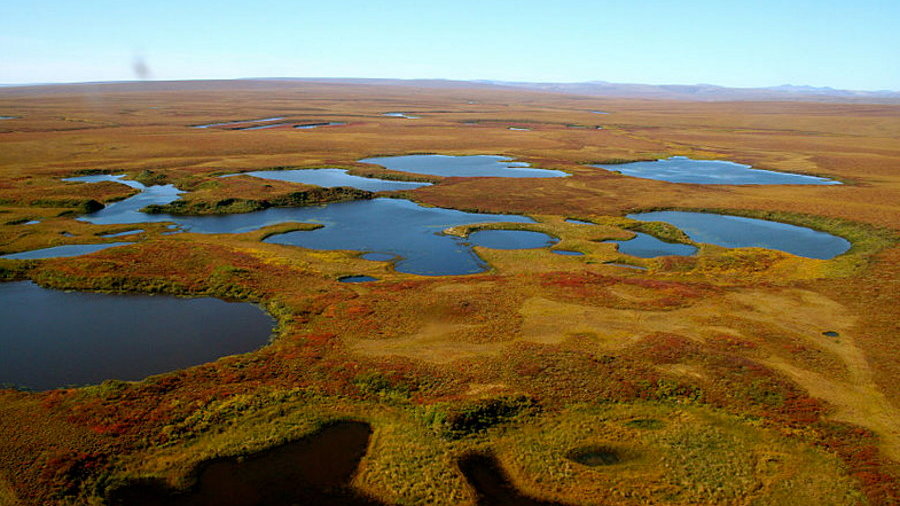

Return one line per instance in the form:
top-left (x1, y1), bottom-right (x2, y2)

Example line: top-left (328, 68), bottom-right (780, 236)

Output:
top-left (1, 0), bottom-right (898, 90)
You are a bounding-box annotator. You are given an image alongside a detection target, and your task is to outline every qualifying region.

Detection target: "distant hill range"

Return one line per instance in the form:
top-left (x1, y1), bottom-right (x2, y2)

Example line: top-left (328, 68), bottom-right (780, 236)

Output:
top-left (289, 78), bottom-right (900, 103)
top-left (473, 80), bottom-right (900, 103)
top-left (3, 77), bottom-right (899, 103)
top-left (237, 77), bottom-right (894, 103)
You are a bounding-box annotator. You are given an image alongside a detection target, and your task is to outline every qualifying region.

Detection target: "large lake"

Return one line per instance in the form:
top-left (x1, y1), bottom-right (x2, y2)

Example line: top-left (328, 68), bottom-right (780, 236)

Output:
top-left (593, 156), bottom-right (840, 185)
top-left (358, 154), bottom-right (568, 178)
top-left (62, 175), bottom-right (536, 276)
top-left (0, 282), bottom-right (273, 390)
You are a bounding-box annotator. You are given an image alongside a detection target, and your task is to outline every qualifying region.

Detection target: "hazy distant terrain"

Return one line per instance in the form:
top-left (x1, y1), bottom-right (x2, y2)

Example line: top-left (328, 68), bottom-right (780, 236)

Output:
top-left (3, 77), bottom-right (899, 103)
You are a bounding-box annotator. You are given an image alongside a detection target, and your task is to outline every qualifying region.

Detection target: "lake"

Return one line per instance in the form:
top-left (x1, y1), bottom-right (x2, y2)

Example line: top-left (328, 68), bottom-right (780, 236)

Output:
top-left (628, 211), bottom-right (850, 259)
top-left (62, 176), bottom-right (537, 275)
top-left (593, 156), bottom-right (840, 185)
top-left (262, 199), bottom-right (535, 275)
top-left (358, 154), bottom-right (568, 178)
top-left (0, 281), bottom-right (273, 390)
top-left (228, 168), bottom-right (431, 192)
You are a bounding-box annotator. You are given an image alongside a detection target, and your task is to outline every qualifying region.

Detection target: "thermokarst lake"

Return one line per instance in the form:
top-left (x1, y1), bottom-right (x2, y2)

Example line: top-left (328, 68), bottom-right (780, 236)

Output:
top-left (593, 156), bottom-right (841, 185)
top-left (358, 154), bottom-right (569, 178)
top-left (225, 168), bottom-right (431, 192)
top-left (627, 211), bottom-right (851, 259)
top-left (0, 281), bottom-right (273, 390)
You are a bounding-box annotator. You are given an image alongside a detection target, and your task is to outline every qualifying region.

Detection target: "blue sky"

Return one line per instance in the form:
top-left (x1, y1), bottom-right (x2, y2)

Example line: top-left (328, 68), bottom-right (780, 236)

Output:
top-left (1, 0), bottom-right (898, 90)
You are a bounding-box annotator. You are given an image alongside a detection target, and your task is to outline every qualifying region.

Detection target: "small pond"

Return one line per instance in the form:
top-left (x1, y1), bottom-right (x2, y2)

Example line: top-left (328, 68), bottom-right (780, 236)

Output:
top-left (605, 262), bottom-right (647, 271)
top-left (628, 211), bottom-right (851, 259)
top-left (551, 250), bottom-right (583, 256)
top-left (228, 168), bottom-right (431, 192)
top-left (458, 453), bottom-right (565, 506)
top-left (0, 116), bottom-right (18, 120)
top-left (383, 112), bottom-right (418, 119)
top-left (608, 232), bottom-right (697, 258)
top-left (566, 446), bottom-right (622, 467)
top-left (98, 229), bottom-right (144, 238)
top-left (294, 122), bottom-right (345, 129)
top-left (235, 122), bottom-right (295, 130)
top-left (339, 275), bottom-right (378, 283)
top-left (107, 421), bottom-right (381, 506)
top-left (0, 281), bottom-right (273, 390)
top-left (593, 156), bottom-right (840, 185)
top-left (565, 219), bottom-right (596, 225)
top-left (2, 242), bottom-right (134, 260)
top-left (468, 230), bottom-right (558, 250)
top-left (191, 117), bottom-right (285, 128)
top-left (358, 154), bottom-right (568, 178)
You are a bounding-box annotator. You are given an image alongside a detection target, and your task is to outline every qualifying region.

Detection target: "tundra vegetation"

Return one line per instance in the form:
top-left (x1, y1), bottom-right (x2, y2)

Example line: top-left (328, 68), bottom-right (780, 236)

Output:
top-left (0, 81), bottom-right (897, 505)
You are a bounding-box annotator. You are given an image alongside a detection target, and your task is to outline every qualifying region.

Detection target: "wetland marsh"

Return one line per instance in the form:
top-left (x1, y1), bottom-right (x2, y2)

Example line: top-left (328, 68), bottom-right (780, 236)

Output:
top-left (0, 80), bottom-right (896, 506)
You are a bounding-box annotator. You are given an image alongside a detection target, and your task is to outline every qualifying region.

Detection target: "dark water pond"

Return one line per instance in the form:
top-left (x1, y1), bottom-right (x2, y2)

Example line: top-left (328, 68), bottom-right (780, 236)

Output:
top-left (469, 230), bottom-right (558, 249)
top-left (191, 117), bottom-right (285, 128)
top-left (551, 250), bottom-right (583, 256)
top-left (628, 211), bottom-right (850, 259)
top-left (0, 116), bottom-right (18, 120)
top-left (458, 454), bottom-right (565, 506)
top-left (565, 219), bottom-right (596, 225)
top-left (358, 155), bottom-right (568, 178)
top-left (593, 156), bottom-right (840, 185)
top-left (1, 242), bottom-right (135, 260)
top-left (108, 421), bottom-right (381, 506)
top-left (0, 282), bottom-right (273, 390)
top-left (339, 275), bottom-right (378, 283)
top-left (609, 232), bottom-right (697, 258)
top-left (229, 168), bottom-right (431, 192)
top-left (294, 121), bottom-right (346, 129)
